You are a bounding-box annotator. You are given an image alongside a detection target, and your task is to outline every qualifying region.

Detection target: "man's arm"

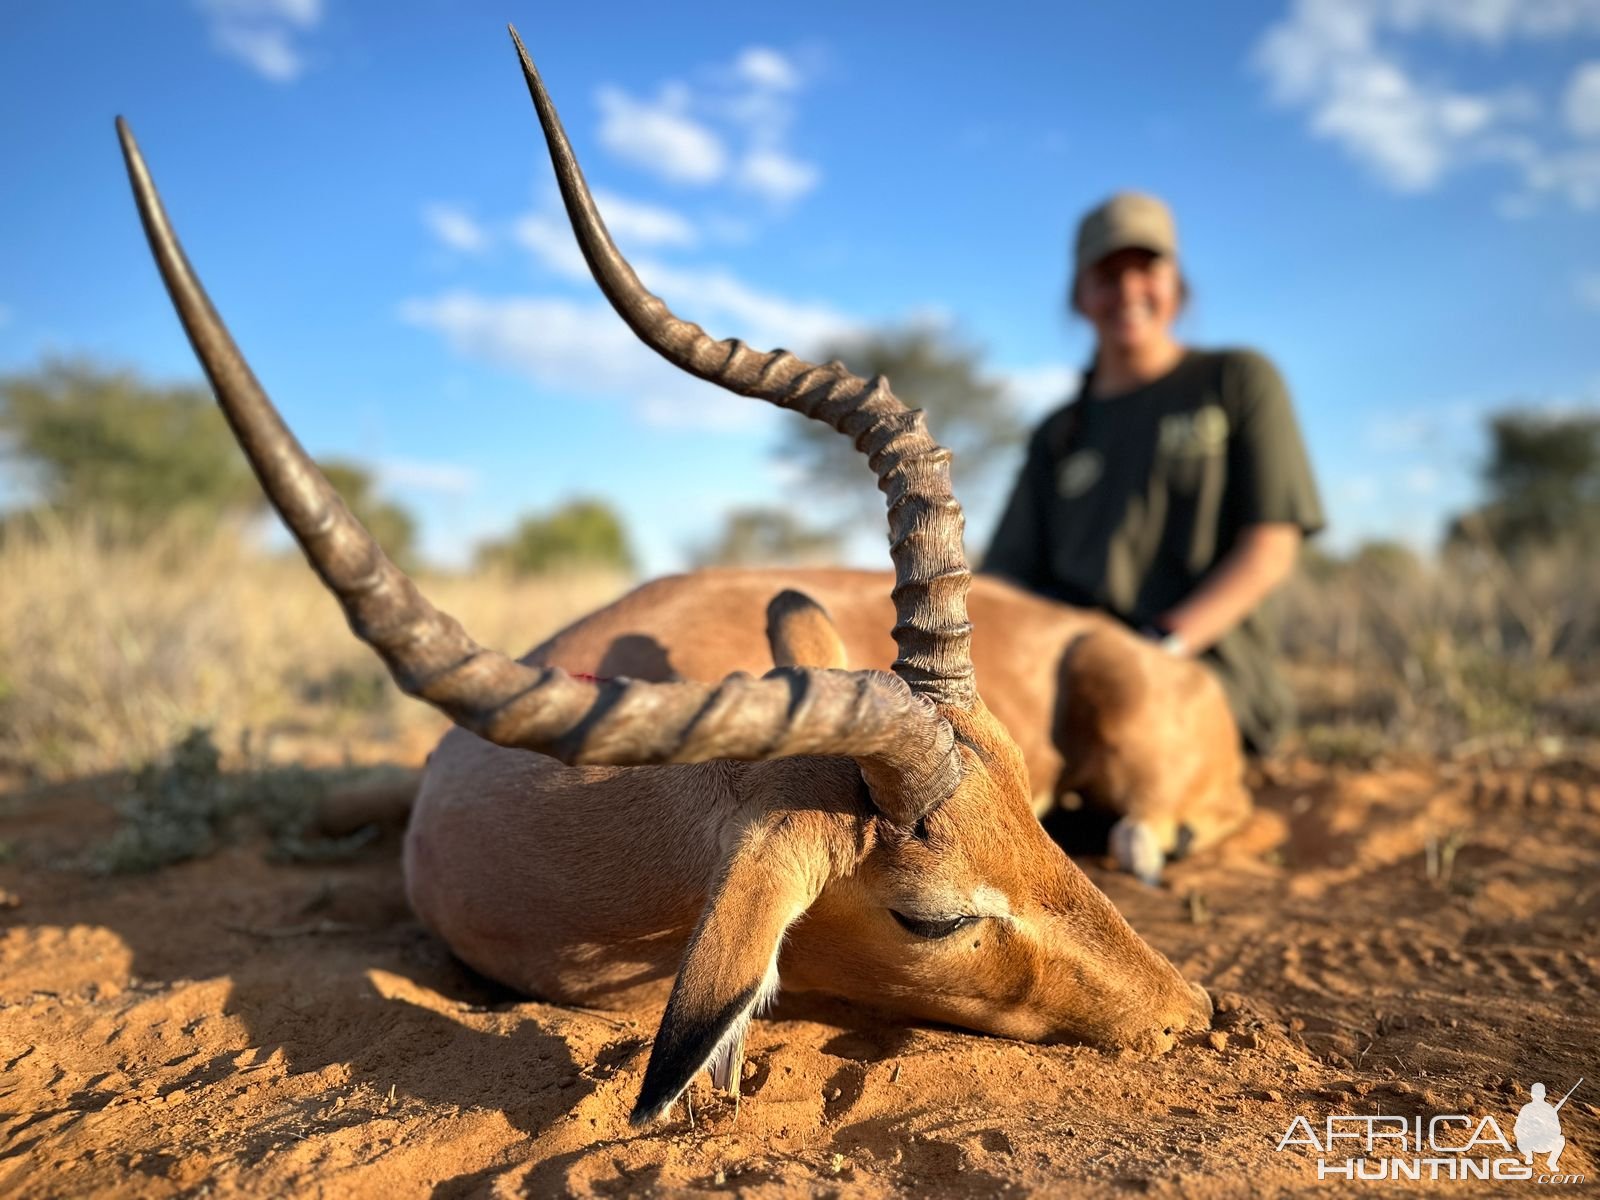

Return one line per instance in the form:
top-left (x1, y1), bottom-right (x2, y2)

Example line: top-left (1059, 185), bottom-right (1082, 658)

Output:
top-left (1153, 522), bottom-right (1301, 655)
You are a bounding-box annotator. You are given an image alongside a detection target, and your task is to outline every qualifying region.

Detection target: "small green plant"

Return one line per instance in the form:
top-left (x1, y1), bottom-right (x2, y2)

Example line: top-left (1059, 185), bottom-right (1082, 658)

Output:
top-left (92, 727), bottom-right (386, 874)
top-left (94, 727), bottom-right (231, 873)
top-left (1301, 722), bottom-right (1390, 769)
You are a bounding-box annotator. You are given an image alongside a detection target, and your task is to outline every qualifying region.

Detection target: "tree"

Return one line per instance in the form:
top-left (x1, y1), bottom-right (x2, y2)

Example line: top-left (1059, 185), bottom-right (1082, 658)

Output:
top-left (1446, 409), bottom-right (1600, 555)
top-left (772, 326), bottom-right (1024, 517)
top-left (690, 507), bottom-right (842, 567)
top-left (0, 358), bottom-right (262, 531)
top-left (320, 459), bottom-right (419, 571)
top-left (0, 358), bottom-right (422, 562)
top-left (1349, 539), bottom-right (1423, 585)
top-left (476, 498), bottom-right (634, 575)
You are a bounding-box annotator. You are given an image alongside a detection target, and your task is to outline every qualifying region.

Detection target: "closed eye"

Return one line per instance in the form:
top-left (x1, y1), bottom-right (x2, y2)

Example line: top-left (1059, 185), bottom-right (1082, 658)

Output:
top-left (890, 911), bottom-right (980, 940)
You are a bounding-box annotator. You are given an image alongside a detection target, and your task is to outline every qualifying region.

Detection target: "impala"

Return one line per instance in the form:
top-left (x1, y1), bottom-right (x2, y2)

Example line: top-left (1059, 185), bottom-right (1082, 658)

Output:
top-left (116, 25), bottom-right (1215, 1125)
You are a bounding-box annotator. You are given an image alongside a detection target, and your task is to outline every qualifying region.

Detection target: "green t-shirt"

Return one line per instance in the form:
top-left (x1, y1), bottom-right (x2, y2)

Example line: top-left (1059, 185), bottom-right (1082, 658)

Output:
top-left (983, 347), bottom-right (1324, 752)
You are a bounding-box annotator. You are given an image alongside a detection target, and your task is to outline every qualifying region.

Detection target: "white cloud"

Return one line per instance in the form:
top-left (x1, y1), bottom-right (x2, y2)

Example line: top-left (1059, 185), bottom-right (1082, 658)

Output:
top-left (591, 190), bottom-right (697, 248)
top-left (1364, 398), bottom-right (1491, 453)
top-left (512, 191), bottom-right (696, 281)
top-left (1000, 364), bottom-right (1081, 419)
top-left (194, 0), bottom-right (322, 82)
top-left (1337, 475), bottom-right (1380, 505)
top-left (200, 0), bottom-right (320, 20)
top-left (736, 148), bottom-right (820, 204)
top-left (1364, 410), bottom-right (1433, 452)
top-left (735, 47), bottom-right (802, 92)
top-left (374, 458), bottom-right (479, 496)
top-left (1565, 61), bottom-right (1600, 137)
top-left (422, 204), bottom-right (489, 254)
top-left (590, 46), bottom-right (821, 205)
top-left (1576, 270), bottom-right (1600, 308)
top-left (400, 292), bottom-right (706, 418)
top-left (1404, 464), bottom-right (1440, 494)
top-left (1383, 0), bottom-right (1600, 42)
top-left (512, 212), bottom-right (591, 282)
top-left (632, 258), bottom-right (859, 350)
top-left (1255, 0), bottom-right (1600, 208)
top-left (596, 85), bottom-right (727, 185)
top-left (1519, 143), bottom-right (1600, 209)
top-left (1254, 0), bottom-right (1535, 192)
top-left (400, 276), bottom-right (858, 432)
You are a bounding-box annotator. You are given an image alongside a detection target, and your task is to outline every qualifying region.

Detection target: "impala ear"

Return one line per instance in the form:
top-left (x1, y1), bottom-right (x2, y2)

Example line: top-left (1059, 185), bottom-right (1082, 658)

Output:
top-left (765, 589), bottom-right (849, 670)
top-left (631, 808), bottom-right (833, 1125)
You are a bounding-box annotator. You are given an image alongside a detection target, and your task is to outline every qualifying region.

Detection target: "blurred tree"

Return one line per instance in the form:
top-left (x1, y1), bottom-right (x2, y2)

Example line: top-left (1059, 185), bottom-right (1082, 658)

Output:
top-left (0, 358), bottom-right (262, 531)
top-left (772, 326), bottom-right (1023, 517)
top-left (0, 358), bottom-right (422, 563)
top-left (476, 498), bottom-right (634, 575)
top-left (690, 507), bottom-right (842, 567)
top-left (1446, 410), bottom-right (1600, 554)
top-left (1349, 539), bottom-right (1423, 584)
top-left (1294, 542), bottom-right (1344, 584)
top-left (319, 459), bottom-right (419, 571)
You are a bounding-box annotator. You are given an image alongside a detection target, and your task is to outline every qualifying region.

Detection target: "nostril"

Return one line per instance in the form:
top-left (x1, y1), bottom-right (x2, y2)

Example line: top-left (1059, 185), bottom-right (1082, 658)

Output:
top-left (1163, 1027), bottom-right (1173, 1037)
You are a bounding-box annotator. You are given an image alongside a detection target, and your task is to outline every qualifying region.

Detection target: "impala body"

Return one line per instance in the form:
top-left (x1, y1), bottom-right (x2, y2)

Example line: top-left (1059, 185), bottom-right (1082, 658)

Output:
top-left (436, 568), bottom-right (1252, 880)
top-left (405, 572), bottom-right (1221, 1038)
top-left (117, 26), bottom-right (1217, 1125)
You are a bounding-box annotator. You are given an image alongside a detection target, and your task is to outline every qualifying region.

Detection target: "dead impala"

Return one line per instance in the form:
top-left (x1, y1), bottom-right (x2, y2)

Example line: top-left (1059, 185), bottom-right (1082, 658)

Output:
top-left (116, 25), bottom-right (1214, 1125)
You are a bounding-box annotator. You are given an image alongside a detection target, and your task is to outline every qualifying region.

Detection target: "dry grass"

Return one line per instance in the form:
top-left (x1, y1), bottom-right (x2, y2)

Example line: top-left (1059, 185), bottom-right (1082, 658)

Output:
top-left (1276, 544), bottom-right (1600, 761)
top-left (0, 515), bottom-right (630, 779)
top-left (5, 514), bottom-right (1596, 782)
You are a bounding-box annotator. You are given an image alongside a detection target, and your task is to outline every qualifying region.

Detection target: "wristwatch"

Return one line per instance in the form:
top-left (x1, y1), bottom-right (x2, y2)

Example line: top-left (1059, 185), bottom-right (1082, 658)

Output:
top-left (1139, 621), bottom-right (1189, 658)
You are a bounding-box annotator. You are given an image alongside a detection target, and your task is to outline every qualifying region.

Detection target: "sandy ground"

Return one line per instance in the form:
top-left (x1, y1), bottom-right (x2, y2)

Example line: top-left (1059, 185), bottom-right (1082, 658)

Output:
top-left (2, 752), bottom-right (1597, 1198)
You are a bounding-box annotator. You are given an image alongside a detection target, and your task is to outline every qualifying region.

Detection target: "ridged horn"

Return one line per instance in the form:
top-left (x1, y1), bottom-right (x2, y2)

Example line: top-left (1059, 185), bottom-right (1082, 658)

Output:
top-left (509, 26), bottom-right (976, 710)
top-left (113, 115), bottom-right (960, 823)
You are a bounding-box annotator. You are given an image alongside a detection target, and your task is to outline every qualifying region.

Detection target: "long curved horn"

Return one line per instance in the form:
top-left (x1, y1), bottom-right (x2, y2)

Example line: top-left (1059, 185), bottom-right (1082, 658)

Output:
top-left (508, 27), bottom-right (975, 711)
top-left (113, 116), bottom-right (960, 823)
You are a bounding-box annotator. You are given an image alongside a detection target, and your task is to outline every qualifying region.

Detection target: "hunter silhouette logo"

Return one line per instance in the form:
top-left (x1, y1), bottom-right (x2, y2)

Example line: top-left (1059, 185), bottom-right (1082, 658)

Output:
top-left (1276, 1076), bottom-right (1585, 1184)
top-left (1516, 1079), bottom-right (1580, 1171)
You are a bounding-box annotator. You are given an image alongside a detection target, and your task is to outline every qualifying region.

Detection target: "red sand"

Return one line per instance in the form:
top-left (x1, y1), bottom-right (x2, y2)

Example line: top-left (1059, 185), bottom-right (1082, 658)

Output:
top-left (2, 756), bottom-right (1596, 1196)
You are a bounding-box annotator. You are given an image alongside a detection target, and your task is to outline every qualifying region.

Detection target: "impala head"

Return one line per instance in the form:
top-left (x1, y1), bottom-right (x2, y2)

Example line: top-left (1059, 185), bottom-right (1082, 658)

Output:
top-left (838, 703), bottom-right (1213, 1051)
top-left (759, 597), bottom-right (1213, 1055)
top-left (115, 25), bottom-right (1211, 1127)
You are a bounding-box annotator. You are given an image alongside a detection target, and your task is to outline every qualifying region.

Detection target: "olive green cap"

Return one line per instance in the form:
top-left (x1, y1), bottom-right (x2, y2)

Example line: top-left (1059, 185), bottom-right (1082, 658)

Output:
top-left (1073, 191), bottom-right (1179, 277)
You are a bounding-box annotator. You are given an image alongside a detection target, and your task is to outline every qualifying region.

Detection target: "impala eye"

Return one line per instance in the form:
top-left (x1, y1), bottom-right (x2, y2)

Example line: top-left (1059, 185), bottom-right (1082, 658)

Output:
top-left (891, 911), bottom-right (979, 940)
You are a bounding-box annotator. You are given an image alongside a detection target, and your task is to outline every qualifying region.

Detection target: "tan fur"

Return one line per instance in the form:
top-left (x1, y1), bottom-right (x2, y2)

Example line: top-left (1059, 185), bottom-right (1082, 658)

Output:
top-left (1053, 628), bottom-right (1252, 861)
top-left (405, 567), bottom-right (1224, 1116)
top-left (469, 567), bottom-right (1250, 860)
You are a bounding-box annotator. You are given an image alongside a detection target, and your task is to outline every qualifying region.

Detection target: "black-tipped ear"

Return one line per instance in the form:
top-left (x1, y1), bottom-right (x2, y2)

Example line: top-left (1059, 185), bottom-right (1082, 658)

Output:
top-left (628, 809), bottom-right (834, 1125)
top-left (631, 980), bottom-right (766, 1126)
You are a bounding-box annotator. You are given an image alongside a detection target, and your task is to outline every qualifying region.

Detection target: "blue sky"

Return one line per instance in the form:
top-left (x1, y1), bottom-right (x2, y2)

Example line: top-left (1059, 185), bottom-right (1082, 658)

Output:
top-left (3, 1), bottom-right (1597, 575)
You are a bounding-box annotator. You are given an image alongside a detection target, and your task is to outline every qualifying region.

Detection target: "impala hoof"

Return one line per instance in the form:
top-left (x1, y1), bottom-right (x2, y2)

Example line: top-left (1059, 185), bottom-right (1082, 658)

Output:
top-left (1110, 817), bottom-right (1166, 886)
